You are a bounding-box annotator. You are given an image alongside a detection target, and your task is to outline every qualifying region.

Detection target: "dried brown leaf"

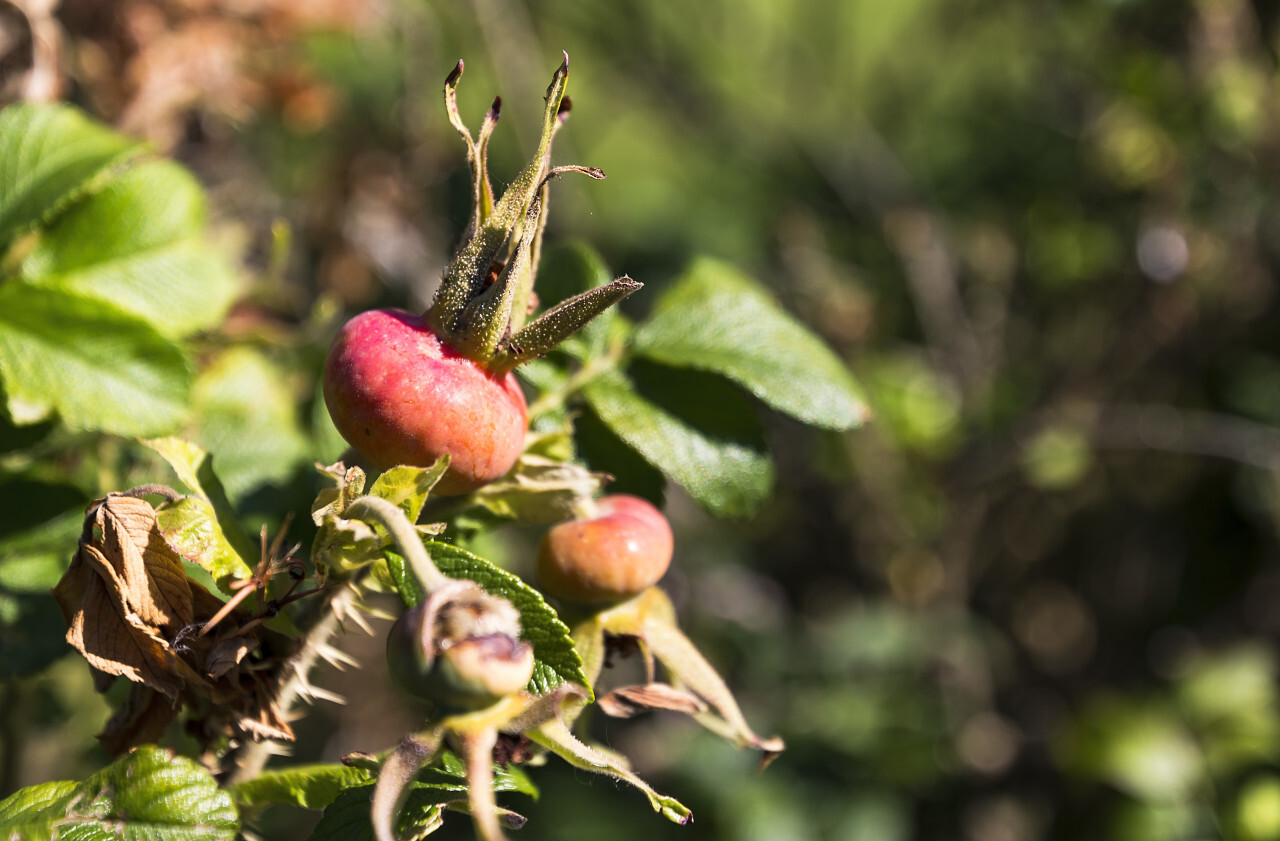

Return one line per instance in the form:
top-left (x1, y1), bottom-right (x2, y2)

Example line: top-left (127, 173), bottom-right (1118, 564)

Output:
top-left (597, 683), bottom-right (708, 719)
top-left (98, 684), bottom-right (176, 755)
top-left (55, 543), bottom-right (186, 699)
top-left (90, 495), bottom-right (195, 631)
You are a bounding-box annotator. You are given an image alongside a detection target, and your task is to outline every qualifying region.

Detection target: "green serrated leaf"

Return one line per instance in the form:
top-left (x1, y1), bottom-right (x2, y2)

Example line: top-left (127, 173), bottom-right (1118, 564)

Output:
top-left (141, 436), bottom-right (259, 567)
top-left (19, 160), bottom-right (241, 339)
top-left (191, 346), bottom-right (311, 503)
top-left (0, 285), bottom-right (191, 434)
top-left (583, 364), bottom-right (774, 518)
top-left (229, 763), bottom-right (372, 811)
top-left (423, 751), bottom-right (538, 798)
top-left (0, 780), bottom-right (79, 838)
top-left (0, 103), bottom-right (141, 250)
top-left (573, 409), bottom-right (667, 507)
top-left (369, 460), bottom-right (449, 524)
top-left (155, 496), bottom-right (253, 587)
top-left (385, 540), bottom-right (590, 698)
top-left (0, 744), bottom-right (238, 840)
top-left (633, 257), bottom-right (867, 430)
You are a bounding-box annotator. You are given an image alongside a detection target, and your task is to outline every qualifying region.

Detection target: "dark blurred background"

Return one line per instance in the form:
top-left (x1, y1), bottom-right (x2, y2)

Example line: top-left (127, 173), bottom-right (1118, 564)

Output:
top-left (8, 0), bottom-right (1280, 839)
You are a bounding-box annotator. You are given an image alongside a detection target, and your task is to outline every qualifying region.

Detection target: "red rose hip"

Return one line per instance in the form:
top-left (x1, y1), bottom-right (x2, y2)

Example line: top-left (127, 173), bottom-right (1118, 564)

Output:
top-left (323, 309), bottom-right (528, 495)
top-left (537, 495), bottom-right (674, 604)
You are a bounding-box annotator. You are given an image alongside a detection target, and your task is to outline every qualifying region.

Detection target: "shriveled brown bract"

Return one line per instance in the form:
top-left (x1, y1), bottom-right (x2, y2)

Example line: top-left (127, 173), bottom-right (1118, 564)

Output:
top-left (52, 493), bottom-right (292, 754)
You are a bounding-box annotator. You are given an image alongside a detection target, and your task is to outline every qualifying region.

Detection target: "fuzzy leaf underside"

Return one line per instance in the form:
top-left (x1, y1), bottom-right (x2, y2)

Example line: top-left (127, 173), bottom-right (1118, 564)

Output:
top-left (0, 284), bottom-right (191, 434)
top-left (582, 365), bottom-right (774, 518)
top-left (633, 257), bottom-right (867, 430)
top-left (385, 540), bottom-right (590, 698)
top-left (0, 103), bottom-right (140, 249)
top-left (0, 745), bottom-right (238, 840)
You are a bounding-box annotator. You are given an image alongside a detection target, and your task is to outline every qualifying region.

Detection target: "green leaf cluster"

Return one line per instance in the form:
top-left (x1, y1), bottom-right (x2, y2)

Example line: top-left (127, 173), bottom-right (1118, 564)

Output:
top-left (532, 247), bottom-right (866, 517)
top-left (0, 745), bottom-right (238, 840)
top-left (0, 103), bottom-right (240, 436)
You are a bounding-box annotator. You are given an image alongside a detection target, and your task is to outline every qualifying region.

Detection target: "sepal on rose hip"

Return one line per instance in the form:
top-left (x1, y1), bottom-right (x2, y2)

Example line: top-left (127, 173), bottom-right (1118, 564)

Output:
top-left (426, 53), bottom-right (634, 368)
top-left (386, 580), bottom-right (535, 711)
top-left (572, 586), bottom-right (785, 769)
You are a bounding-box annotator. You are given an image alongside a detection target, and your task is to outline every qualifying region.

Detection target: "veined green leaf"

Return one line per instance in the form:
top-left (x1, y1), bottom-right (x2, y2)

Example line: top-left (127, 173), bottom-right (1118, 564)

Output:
top-left (369, 460), bottom-right (449, 524)
top-left (307, 754), bottom-right (535, 841)
top-left (156, 496), bottom-right (254, 587)
top-left (19, 160), bottom-right (240, 339)
top-left (229, 763), bottom-right (372, 811)
top-left (385, 540), bottom-right (589, 698)
top-left (0, 285), bottom-right (191, 434)
top-left (583, 364), bottom-right (774, 518)
top-left (633, 257), bottom-right (867, 430)
top-left (141, 437), bottom-right (259, 567)
top-left (0, 745), bottom-right (238, 840)
top-left (0, 103), bottom-right (140, 249)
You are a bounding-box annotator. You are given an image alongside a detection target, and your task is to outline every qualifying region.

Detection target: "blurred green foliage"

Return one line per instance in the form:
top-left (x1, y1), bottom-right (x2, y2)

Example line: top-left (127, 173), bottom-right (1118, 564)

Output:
top-left (7, 0), bottom-right (1280, 839)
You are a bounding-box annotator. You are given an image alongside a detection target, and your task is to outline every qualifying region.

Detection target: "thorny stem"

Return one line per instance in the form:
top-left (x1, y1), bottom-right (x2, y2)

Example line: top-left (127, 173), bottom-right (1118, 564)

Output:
top-left (224, 583), bottom-right (357, 784)
top-left (345, 495), bottom-right (449, 593)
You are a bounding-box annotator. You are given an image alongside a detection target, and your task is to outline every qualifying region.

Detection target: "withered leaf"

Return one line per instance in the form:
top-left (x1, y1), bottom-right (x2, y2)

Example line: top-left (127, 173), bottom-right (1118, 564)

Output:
top-left (52, 495), bottom-right (200, 700)
top-left (597, 683), bottom-right (708, 719)
top-left (207, 635), bottom-right (254, 680)
top-left (91, 495), bottom-right (195, 631)
top-left (98, 684), bottom-right (176, 756)
top-left (54, 492), bottom-right (300, 753)
top-left (54, 544), bottom-right (186, 699)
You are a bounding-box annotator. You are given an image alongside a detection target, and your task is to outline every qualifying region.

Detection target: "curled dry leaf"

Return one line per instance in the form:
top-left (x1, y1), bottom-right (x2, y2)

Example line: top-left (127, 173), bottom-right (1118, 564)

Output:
top-left (52, 494), bottom-right (198, 699)
top-left (597, 683), bottom-right (708, 719)
top-left (51, 493), bottom-right (296, 753)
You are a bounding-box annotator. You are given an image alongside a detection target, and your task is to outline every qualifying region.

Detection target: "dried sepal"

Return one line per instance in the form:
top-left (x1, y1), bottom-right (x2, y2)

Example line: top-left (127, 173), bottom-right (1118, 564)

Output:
top-left (528, 715), bottom-right (693, 825)
top-left (573, 587), bottom-right (785, 768)
top-left (443, 60), bottom-right (486, 240)
top-left (597, 683), bottom-right (708, 718)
